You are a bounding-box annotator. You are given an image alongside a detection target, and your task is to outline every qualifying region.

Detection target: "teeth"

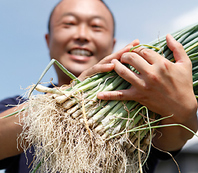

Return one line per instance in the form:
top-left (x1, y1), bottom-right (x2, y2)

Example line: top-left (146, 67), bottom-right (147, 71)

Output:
top-left (70, 49), bottom-right (91, 56)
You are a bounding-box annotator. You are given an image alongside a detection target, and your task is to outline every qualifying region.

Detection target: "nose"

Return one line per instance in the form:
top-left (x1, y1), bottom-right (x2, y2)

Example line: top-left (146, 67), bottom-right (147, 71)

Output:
top-left (74, 24), bottom-right (90, 43)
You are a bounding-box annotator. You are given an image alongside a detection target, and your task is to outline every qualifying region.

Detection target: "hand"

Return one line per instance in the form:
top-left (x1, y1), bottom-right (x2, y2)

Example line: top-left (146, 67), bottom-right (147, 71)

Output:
top-left (98, 34), bottom-right (196, 118)
top-left (78, 40), bottom-right (140, 81)
top-left (97, 34), bottom-right (198, 150)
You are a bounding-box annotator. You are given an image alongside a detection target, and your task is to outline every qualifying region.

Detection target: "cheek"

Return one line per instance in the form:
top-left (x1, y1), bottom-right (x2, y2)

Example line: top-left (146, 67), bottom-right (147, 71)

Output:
top-left (50, 32), bottom-right (66, 47)
top-left (94, 35), bottom-right (114, 58)
top-left (50, 27), bottom-right (74, 47)
top-left (49, 31), bottom-right (69, 57)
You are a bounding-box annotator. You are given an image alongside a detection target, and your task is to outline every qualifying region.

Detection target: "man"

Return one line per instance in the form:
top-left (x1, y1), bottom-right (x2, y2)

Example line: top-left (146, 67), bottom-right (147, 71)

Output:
top-left (0, 0), bottom-right (197, 172)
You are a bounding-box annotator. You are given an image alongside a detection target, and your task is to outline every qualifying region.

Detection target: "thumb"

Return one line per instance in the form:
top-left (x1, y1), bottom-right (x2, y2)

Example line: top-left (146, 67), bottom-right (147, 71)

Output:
top-left (166, 34), bottom-right (188, 63)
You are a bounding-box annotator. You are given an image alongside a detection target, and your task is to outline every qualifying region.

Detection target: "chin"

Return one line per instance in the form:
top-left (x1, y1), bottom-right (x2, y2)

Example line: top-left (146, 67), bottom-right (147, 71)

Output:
top-left (69, 64), bottom-right (92, 76)
top-left (67, 68), bottom-right (84, 77)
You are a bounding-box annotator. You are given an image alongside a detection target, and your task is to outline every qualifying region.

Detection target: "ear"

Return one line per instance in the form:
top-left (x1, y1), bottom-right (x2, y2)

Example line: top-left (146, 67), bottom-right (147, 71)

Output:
top-left (45, 33), bottom-right (50, 48)
top-left (113, 38), bottom-right (116, 49)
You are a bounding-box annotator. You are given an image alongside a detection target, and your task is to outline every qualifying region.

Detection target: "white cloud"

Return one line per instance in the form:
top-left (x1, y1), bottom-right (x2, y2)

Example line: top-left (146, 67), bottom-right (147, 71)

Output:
top-left (170, 7), bottom-right (198, 31)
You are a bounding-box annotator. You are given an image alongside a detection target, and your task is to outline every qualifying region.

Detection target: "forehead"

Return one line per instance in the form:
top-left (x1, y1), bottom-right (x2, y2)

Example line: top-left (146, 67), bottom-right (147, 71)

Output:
top-left (51, 0), bottom-right (113, 24)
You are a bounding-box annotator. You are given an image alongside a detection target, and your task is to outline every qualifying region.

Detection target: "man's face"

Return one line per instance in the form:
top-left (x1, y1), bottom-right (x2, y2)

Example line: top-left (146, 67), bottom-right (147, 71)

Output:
top-left (46, 0), bottom-right (115, 82)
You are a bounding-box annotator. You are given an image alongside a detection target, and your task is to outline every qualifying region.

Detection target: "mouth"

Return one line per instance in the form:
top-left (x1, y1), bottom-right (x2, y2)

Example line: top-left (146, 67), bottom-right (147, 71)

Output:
top-left (69, 48), bottom-right (93, 57)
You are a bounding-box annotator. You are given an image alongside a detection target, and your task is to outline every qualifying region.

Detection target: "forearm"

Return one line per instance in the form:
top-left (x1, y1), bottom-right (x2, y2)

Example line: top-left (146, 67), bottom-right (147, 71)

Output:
top-left (0, 105), bottom-right (25, 160)
top-left (152, 108), bottom-right (198, 151)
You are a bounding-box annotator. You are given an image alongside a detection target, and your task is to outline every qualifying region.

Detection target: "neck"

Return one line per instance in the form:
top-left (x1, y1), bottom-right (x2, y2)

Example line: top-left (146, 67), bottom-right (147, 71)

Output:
top-left (57, 75), bottom-right (75, 87)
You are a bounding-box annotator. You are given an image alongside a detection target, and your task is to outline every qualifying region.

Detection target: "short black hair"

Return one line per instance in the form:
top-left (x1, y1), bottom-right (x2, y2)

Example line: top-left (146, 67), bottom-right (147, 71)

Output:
top-left (47, 0), bottom-right (116, 37)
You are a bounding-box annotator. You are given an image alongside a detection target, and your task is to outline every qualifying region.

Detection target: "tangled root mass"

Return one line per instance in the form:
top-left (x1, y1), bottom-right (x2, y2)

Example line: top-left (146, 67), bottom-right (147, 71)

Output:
top-left (19, 94), bottom-right (150, 173)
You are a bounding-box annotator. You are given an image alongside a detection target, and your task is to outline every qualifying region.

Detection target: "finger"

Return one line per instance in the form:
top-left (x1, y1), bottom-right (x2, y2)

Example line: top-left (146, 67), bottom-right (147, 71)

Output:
top-left (120, 52), bottom-right (152, 75)
top-left (88, 63), bottom-right (114, 74)
top-left (111, 59), bottom-right (143, 88)
top-left (126, 39), bottom-right (140, 47)
top-left (78, 63), bottom-right (114, 81)
top-left (166, 34), bottom-right (189, 63)
top-left (97, 89), bottom-right (132, 100)
top-left (99, 39), bottom-right (140, 64)
top-left (132, 47), bottom-right (163, 65)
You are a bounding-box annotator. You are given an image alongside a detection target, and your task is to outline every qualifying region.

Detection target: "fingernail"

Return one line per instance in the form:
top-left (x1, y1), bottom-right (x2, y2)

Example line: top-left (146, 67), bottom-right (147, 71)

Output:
top-left (111, 59), bottom-right (117, 64)
top-left (107, 63), bottom-right (114, 66)
top-left (97, 92), bottom-right (104, 99)
top-left (167, 34), bottom-right (175, 41)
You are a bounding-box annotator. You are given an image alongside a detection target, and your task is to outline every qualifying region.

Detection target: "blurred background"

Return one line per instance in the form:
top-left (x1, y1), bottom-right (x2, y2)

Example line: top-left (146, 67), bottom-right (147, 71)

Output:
top-left (1, 0), bottom-right (198, 172)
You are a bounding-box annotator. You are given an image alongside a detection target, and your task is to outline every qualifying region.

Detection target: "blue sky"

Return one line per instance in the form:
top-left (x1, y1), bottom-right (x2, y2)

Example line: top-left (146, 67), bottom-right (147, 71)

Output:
top-left (1, 0), bottom-right (198, 100)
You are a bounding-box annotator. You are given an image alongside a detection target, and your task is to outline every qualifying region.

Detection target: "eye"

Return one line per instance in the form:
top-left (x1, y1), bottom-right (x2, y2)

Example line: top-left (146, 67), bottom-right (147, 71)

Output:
top-left (92, 24), bottom-right (101, 28)
top-left (91, 18), bottom-right (106, 32)
top-left (61, 16), bottom-right (77, 28)
top-left (91, 24), bottom-right (103, 32)
top-left (64, 22), bottom-right (75, 26)
top-left (62, 21), bottom-right (76, 29)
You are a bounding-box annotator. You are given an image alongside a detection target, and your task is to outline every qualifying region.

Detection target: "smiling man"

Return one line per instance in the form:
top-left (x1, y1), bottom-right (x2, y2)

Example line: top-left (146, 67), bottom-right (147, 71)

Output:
top-left (0, 1), bottom-right (117, 172)
top-left (45, 0), bottom-right (116, 86)
top-left (0, 0), bottom-right (197, 173)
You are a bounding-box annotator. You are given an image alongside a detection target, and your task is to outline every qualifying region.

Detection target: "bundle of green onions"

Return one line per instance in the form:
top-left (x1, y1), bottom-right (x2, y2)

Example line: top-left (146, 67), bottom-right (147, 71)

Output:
top-left (149, 23), bottom-right (198, 96)
top-left (18, 23), bottom-right (198, 173)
